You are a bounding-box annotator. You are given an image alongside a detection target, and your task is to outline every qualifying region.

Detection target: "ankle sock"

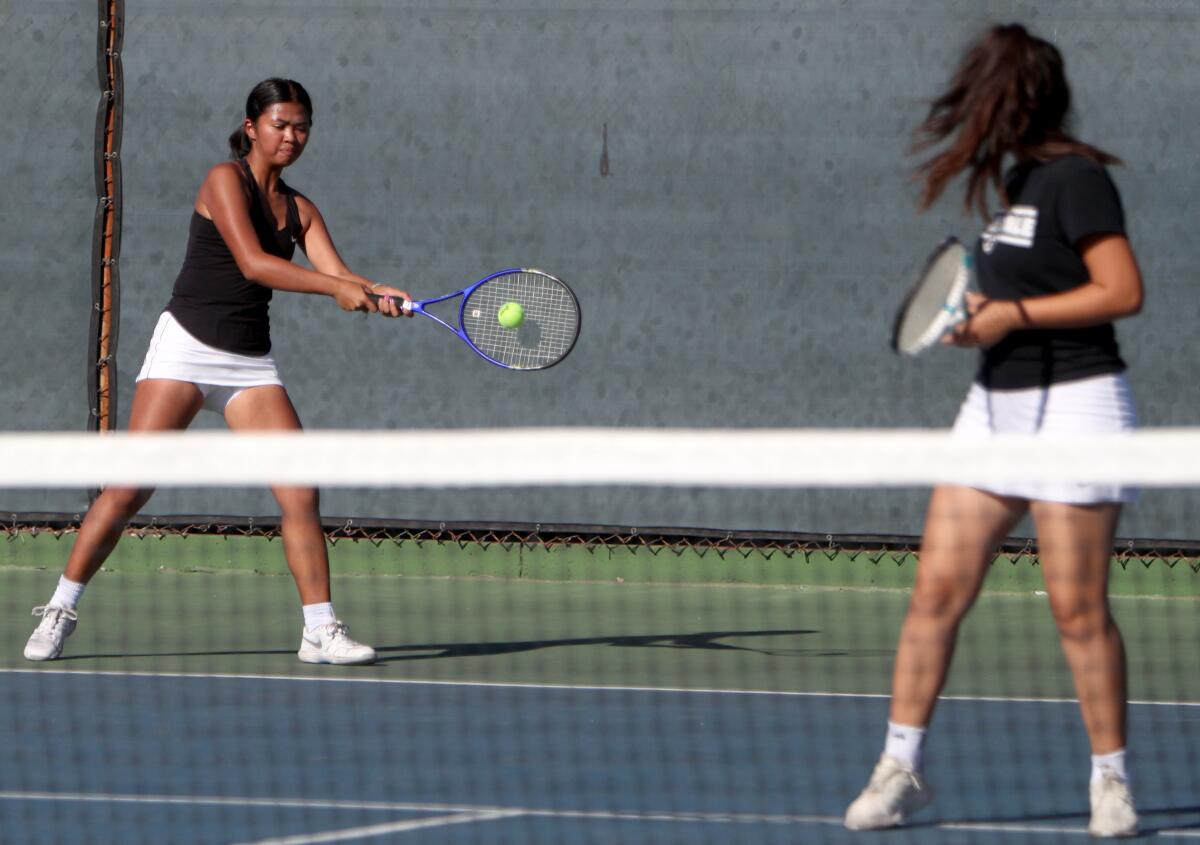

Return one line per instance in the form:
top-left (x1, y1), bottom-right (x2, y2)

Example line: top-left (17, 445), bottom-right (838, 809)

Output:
top-left (303, 602), bottom-right (336, 631)
top-left (1091, 749), bottom-right (1128, 785)
top-left (49, 576), bottom-right (86, 610)
top-left (884, 720), bottom-right (927, 772)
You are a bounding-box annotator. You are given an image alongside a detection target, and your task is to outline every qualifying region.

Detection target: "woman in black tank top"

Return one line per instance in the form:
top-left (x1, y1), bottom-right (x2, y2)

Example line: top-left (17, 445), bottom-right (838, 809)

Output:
top-left (23, 80), bottom-right (407, 667)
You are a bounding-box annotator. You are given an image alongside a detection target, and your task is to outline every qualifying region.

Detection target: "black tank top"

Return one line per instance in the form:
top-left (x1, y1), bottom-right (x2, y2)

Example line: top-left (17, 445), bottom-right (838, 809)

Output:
top-left (165, 158), bottom-right (302, 355)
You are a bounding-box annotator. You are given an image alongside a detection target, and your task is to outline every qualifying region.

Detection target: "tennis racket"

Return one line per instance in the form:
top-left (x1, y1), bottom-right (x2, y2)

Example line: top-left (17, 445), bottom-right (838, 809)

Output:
top-left (891, 237), bottom-right (973, 356)
top-left (374, 268), bottom-right (581, 370)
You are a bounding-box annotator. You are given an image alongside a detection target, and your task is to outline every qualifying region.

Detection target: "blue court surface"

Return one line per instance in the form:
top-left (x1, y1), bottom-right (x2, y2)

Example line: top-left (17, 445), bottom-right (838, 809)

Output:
top-left (1, 671), bottom-right (1197, 844)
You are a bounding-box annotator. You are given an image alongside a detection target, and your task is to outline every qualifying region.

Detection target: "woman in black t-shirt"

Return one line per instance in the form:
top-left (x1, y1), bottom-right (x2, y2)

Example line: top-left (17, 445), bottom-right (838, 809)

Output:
top-left (23, 80), bottom-right (407, 667)
top-left (845, 26), bottom-right (1143, 838)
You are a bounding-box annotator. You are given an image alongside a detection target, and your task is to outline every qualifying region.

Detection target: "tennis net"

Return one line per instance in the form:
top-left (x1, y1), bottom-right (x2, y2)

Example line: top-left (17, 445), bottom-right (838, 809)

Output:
top-left (0, 428), bottom-right (1196, 844)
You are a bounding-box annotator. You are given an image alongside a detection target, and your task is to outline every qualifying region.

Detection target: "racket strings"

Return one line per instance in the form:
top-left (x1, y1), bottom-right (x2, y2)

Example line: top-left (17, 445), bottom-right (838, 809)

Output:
top-left (462, 272), bottom-right (580, 369)
top-left (893, 240), bottom-right (971, 355)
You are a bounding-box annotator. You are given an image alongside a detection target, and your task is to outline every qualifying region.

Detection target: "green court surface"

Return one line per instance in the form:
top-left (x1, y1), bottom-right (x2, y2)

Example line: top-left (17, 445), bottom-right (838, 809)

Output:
top-left (1, 532), bottom-right (1196, 702)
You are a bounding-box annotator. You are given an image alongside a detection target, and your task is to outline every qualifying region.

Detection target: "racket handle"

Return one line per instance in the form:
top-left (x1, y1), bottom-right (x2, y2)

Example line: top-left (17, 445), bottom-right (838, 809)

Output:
top-left (368, 293), bottom-right (415, 314)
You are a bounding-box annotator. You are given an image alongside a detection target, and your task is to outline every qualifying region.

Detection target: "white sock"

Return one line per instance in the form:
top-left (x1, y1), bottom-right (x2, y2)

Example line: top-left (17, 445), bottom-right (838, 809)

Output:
top-left (49, 576), bottom-right (86, 610)
top-left (884, 720), bottom-right (927, 772)
top-left (302, 602), bottom-right (336, 631)
top-left (1091, 749), bottom-right (1128, 784)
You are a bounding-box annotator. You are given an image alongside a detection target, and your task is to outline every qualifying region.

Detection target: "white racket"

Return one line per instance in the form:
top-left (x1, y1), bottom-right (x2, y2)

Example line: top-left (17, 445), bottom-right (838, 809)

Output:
top-left (891, 237), bottom-right (973, 356)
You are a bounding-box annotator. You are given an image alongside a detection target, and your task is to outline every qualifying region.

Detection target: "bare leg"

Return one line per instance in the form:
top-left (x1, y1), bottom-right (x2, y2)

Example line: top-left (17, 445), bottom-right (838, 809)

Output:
top-left (844, 486), bottom-right (1025, 829)
top-left (889, 485), bottom-right (1026, 727)
top-left (63, 379), bottom-right (204, 584)
top-left (223, 385), bottom-right (330, 606)
top-left (1030, 501), bottom-right (1127, 754)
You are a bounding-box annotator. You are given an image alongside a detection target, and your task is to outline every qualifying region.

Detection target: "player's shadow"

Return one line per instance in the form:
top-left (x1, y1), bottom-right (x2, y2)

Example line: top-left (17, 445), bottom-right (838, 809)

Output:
top-left (1136, 807), bottom-right (1200, 836)
top-left (48, 628), bottom-right (895, 663)
top-left (907, 804), bottom-right (1200, 836)
top-left (372, 628), bottom-right (893, 663)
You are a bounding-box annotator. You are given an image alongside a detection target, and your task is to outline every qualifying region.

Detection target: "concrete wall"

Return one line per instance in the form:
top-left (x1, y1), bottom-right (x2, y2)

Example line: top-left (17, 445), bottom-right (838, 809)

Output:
top-left (1, 1), bottom-right (98, 512)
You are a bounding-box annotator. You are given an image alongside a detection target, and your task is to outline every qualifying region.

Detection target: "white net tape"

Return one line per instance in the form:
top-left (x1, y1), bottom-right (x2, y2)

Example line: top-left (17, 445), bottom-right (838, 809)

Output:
top-left (2, 428), bottom-right (1199, 488)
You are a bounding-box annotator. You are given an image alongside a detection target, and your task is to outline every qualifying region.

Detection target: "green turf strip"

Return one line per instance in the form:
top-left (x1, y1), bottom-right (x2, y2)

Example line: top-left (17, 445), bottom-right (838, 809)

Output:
top-left (1, 567), bottom-right (1196, 703)
top-left (2, 530), bottom-right (1197, 596)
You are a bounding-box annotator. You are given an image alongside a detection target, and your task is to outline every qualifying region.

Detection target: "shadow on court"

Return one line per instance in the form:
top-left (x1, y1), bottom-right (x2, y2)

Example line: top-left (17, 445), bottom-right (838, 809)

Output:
top-left (47, 628), bottom-right (883, 663)
top-left (905, 804), bottom-right (1200, 835)
top-left (373, 628), bottom-right (830, 662)
top-left (1136, 806), bottom-right (1200, 836)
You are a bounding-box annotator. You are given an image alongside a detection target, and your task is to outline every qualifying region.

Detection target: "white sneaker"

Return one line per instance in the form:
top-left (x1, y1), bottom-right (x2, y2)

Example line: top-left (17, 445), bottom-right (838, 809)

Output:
top-left (1089, 773), bottom-right (1138, 838)
top-left (844, 753), bottom-right (933, 830)
top-left (297, 621), bottom-right (377, 665)
top-left (24, 604), bottom-right (78, 661)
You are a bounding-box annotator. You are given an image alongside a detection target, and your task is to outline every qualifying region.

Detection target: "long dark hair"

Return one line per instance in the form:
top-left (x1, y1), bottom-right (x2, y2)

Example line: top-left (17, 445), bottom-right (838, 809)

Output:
top-left (228, 78), bottom-right (313, 158)
top-left (913, 24), bottom-right (1119, 219)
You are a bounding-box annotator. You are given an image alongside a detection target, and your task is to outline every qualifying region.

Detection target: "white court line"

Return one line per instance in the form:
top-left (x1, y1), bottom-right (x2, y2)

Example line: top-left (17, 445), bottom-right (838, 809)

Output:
top-left (0, 791), bottom-right (835, 826)
top-left (1, 667), bottom-right (1196, 708)
top-left (1, 792), bottom-right (1197, 838)
top-left (229, 810), bottom-right (523, 845)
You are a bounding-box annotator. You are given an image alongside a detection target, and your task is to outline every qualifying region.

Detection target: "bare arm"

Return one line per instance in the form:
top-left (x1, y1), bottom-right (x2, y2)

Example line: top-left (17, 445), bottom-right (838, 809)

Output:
top-left (295, 195), bottom-right (409, 316)
top-left (197, 163), bottom-right (377, 313)
top-left (948, 234), bottom-right (1143, 348)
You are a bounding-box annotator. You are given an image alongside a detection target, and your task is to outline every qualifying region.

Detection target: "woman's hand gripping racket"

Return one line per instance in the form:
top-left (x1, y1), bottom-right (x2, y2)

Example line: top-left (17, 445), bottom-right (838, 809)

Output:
top-left (891, 237), bottom-right (973, 355)
top-left (373, 268), bottom-right (581, 370)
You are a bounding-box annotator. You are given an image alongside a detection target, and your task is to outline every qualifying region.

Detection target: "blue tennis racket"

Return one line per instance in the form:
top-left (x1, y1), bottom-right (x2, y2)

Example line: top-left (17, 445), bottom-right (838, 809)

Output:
top-left (375, 268), bottom-right (580, 370)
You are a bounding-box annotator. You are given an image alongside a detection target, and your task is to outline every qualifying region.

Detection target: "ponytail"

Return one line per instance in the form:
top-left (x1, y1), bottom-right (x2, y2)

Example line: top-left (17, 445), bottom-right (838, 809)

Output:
top-left (228, 124), bottom-right (252, 159)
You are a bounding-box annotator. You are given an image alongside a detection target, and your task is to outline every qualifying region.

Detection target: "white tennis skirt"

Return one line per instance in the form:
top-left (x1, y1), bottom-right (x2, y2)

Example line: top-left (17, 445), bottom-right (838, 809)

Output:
top-left (137, 311), bottom-right (283, 413)
top-left (951, 372), bottom-right (1138, 504)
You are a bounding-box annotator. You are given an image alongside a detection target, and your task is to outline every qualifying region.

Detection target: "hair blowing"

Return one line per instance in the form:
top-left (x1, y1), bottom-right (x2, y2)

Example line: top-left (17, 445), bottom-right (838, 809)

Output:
top-left (228, 78), bottom-right (313, 158)
top-left (913, 23), bottom-right (1119, 219)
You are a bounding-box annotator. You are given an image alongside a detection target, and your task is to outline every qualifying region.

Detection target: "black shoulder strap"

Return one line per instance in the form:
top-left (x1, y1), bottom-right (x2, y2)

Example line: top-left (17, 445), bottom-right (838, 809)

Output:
top-left (235, 157), bottom-right (256, 194)
top-left (281, 184), bottom-right (302, 244)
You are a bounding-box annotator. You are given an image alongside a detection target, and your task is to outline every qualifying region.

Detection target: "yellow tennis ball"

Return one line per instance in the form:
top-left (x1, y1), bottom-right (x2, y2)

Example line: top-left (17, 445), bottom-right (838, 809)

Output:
top-left (497, 301), bottom-right (524, 329)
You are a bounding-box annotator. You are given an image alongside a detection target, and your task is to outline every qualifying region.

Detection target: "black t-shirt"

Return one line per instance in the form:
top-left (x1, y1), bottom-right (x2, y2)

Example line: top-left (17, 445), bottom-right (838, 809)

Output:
top-left (972, 155), bottom-right (1128, 390)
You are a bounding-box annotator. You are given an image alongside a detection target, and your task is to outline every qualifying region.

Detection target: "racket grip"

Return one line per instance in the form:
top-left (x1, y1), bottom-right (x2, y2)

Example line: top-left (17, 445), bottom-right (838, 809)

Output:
top-left (368, 293), bottom-right (414, 314)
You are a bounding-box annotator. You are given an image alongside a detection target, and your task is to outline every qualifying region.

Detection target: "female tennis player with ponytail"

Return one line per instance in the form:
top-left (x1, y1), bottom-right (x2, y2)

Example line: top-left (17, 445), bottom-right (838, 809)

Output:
top-left (845, 25), bottom-right (1143, 837)
top-left (24, 78), bottom-right (407, 666)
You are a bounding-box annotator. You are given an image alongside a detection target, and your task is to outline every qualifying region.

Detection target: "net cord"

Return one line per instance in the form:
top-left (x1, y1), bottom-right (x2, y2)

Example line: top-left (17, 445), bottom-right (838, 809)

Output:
top-left (1, 428), bottom-right (1198, 488)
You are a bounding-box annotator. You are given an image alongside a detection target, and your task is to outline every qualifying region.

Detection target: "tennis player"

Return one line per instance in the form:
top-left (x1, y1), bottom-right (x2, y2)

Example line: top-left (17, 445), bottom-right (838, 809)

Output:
top-left (24, 78), bottom-right (406, 666)
top-left (845, 26), bottom-right (1143, 837)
